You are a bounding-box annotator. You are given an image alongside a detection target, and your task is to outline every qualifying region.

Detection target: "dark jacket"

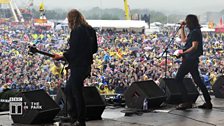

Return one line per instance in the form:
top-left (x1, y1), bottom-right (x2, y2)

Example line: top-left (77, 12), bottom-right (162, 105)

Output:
top-left (63, 25), bottom-right (98, 67)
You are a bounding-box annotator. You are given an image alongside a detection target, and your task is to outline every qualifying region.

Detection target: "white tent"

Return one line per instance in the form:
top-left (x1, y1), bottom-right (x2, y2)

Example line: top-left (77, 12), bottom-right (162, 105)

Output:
top-left (63, 19), bottom-right (149, 30)
top-left (87, 20), bottom-right (148, 29)
top-left (201, 27), bottom-right (215, 32)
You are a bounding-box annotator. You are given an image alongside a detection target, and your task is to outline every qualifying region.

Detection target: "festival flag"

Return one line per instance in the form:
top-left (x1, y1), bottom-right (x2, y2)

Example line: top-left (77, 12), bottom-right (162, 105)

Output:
top-left (220, 17), bottom-right (223, 26)
top-left (39, 2), bottom-right (45, 11)
top-left (208, 21), bottom-right (214, 29)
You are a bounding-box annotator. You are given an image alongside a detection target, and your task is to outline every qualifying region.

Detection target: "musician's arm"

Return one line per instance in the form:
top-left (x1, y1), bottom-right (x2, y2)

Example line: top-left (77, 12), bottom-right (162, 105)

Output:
top-left (182, 41), bottom-right (198, 55)
top-left (180, 25), bottom-right (187, 42)
top-left (181, 30), bottom-right (200, 55)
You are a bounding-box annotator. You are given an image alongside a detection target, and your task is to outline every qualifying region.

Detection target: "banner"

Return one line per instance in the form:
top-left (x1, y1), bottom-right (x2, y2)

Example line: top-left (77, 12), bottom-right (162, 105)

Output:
top-left (34, 19), bottom-right (47, 23)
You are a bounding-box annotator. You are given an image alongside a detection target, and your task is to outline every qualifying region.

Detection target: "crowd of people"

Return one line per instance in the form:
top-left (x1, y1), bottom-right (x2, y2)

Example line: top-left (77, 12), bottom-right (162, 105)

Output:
top-left (0, 21), bottom-right (224, 95)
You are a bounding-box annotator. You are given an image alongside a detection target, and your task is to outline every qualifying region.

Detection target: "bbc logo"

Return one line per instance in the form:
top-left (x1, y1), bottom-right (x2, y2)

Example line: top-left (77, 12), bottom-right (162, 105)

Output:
top-left (9, 97), bottom-right (23, 115)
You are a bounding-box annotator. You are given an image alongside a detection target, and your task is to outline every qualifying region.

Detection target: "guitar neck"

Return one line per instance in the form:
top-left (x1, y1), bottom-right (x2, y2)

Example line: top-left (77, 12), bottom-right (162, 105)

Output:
top-left (29, 46), bottom-right (66, 61)
top-left (36, 50), bottom-right (54, 58)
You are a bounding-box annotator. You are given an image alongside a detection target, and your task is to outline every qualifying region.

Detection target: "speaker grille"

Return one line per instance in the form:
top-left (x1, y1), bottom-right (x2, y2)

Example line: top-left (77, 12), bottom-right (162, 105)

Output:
top-left (159, 78), bottom-right (199, 104)
top-left (124, 80), bottom-right (166, 109)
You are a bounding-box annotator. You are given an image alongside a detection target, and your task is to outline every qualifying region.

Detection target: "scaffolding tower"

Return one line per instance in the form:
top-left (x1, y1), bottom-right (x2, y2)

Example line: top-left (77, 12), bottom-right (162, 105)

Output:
top-left (0, 0), bottom-right (24, 22)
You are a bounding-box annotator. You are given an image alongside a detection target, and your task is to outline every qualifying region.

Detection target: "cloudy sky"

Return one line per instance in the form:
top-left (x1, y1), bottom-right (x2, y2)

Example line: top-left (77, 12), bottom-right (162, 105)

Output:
top-left (17, 0), bottom-right (224, 14)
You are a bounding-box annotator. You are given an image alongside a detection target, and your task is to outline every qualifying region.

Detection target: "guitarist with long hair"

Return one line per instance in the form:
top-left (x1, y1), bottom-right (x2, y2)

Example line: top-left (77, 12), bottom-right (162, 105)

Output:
top-left (175, 14), bottom-right (212, 110)
top-left (53, 9), bottom-right (98, 126)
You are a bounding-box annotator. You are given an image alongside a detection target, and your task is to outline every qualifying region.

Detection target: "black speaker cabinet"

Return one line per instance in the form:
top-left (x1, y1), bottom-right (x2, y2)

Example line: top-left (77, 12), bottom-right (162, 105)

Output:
top-left (11, 90), bottom-right (60, 124)
top-left (124, 80), bottom-right (166, 109)
top-left (213, 75), bottom-right (224, 98)
top-left (159, 78), bottom-right (199, 104)
top-left (55, 86), bottom-right (106, 121)
top-left (0, 90), bottom-right (19, 111)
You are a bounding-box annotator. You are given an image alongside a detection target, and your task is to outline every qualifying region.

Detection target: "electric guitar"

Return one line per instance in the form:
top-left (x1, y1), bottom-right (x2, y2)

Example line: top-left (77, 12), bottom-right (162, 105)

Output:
top-left (28, 45), bottom-right (65, 61)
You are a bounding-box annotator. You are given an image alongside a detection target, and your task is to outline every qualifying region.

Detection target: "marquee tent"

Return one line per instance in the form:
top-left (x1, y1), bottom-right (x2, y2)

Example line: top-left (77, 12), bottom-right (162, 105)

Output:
top-left (62, 19), bottom-right (149, 30)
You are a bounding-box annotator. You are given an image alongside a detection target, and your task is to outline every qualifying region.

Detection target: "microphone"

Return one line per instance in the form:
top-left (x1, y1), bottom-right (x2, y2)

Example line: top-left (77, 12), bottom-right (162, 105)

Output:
top-left (177, 22), bottom-right (186, 29)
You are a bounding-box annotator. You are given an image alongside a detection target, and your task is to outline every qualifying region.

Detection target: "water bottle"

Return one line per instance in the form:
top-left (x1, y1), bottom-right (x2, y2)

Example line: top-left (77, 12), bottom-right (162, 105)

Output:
top-left (143, 98), bottom-right (148, 111)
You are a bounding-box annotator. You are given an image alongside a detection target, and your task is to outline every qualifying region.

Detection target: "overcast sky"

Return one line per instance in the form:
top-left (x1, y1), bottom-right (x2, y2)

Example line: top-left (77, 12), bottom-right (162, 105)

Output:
top-left (17, 0), bottom-right (224, 14)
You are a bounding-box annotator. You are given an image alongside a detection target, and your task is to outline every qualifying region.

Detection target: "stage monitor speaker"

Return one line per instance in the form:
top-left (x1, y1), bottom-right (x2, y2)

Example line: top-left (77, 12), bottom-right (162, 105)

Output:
top-left (159, 78), bottom-right (199, 104)
top-left (11, 90), bottom-right (60, 124)
top-left (213, 75), bottom-right (224, 98)
top-left (55, 86), bottom-right (106, 121)
top-left (124, 80), bottom-right (166, 109)
top-left (0, 90), bottom-right (19, 111)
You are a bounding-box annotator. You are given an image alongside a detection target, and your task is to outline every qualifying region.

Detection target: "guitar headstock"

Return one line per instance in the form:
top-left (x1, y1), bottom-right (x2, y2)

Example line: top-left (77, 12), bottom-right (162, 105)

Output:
top-left (27, 44), bottom-right (65, 61)
top-left (28, 45), bottom-right (39, 55)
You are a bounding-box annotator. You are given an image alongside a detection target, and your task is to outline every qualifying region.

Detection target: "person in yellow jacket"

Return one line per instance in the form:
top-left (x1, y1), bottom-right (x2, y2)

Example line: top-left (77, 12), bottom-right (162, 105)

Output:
top-left (105, 85), bottom-right (115, 95)
top-left (98, 83), bottom-right (107, 95)
top-left (50, 61), bottom-right (65, 78)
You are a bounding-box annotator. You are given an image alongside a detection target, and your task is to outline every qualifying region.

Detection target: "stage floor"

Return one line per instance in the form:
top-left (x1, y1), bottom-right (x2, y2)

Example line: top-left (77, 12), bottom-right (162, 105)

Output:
top-left (1, 95), bottom-right (224, 126)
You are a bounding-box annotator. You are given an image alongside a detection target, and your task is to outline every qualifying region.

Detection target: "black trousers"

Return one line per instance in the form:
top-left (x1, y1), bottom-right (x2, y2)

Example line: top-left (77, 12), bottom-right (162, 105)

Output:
top-left (175, 58), bottom-right (211, 103)
top-left (65, 66), bottom-right (90, 126)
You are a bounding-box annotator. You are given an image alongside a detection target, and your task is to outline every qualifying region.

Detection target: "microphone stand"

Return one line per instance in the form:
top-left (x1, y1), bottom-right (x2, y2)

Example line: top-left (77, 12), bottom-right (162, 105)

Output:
top-left (160, 26), bottom-right (180, 78)
top-left (159, 26), bottom-right (181, 95)
top-left (61, 61), bottom-right (69, 117)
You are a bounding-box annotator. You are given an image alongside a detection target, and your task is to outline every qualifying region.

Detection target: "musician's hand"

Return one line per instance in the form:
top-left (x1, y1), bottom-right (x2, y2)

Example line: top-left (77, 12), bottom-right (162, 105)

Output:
top-left (176, 52), bottom-right (183, 59)
top-left (180, 21), bottom-right (186, 29)
top-left (53, 54), bottom-right (63, 60)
